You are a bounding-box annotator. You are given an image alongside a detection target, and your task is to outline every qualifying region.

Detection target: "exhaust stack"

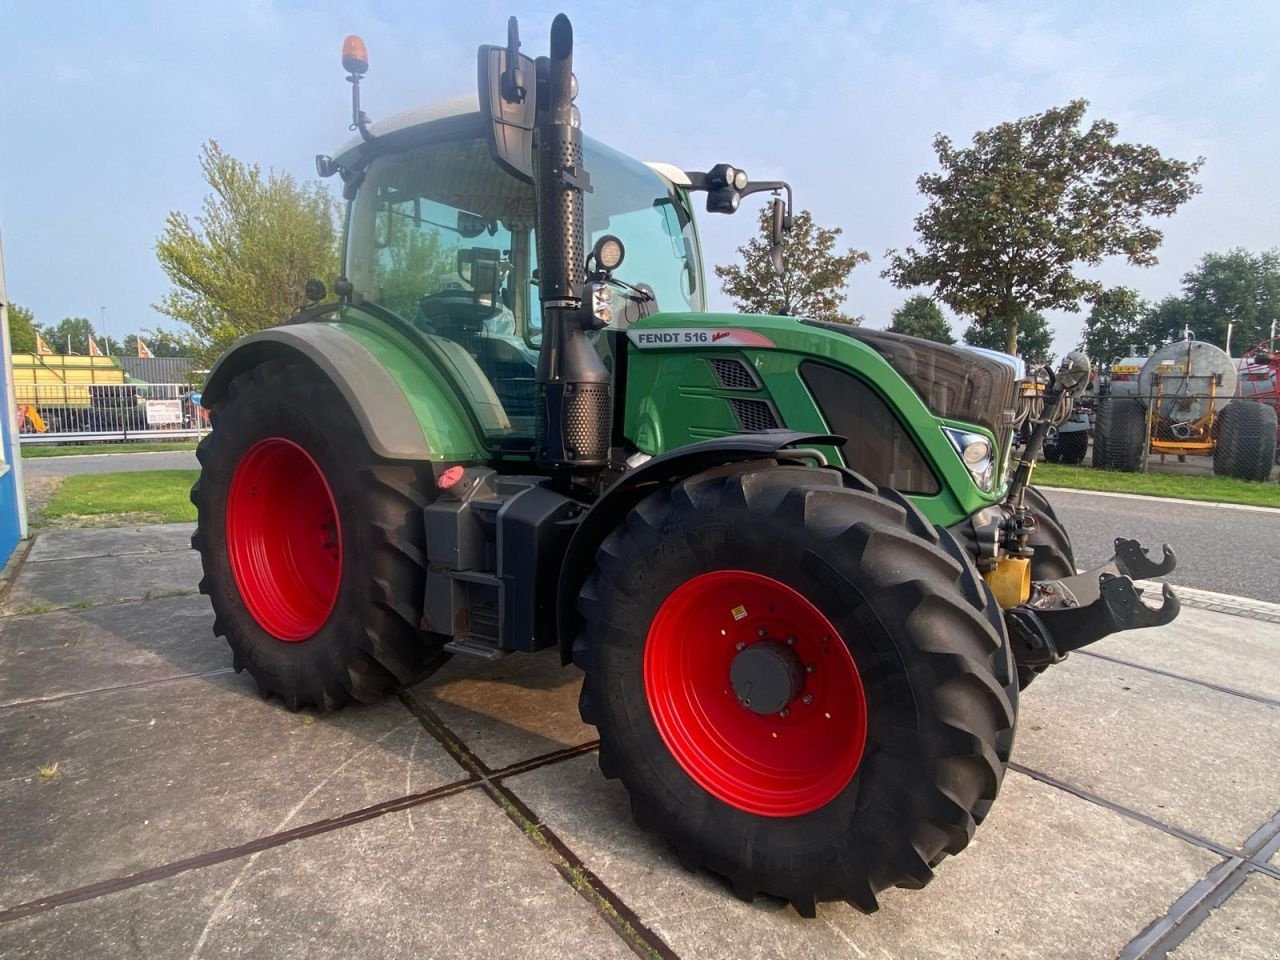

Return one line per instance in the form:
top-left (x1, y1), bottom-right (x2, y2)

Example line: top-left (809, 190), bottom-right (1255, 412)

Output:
top-left (532, 14), bottom-right (611, 471)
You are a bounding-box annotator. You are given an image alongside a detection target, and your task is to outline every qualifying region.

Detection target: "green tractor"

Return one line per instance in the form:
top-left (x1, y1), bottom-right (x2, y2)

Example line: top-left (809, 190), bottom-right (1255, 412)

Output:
top-left (192, 15), bottom-right (1180, 916)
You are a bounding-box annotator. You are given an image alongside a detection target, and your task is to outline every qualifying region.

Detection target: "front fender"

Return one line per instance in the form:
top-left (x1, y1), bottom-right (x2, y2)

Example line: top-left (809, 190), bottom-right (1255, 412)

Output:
top-left (556, 430), bottom-right (843, 663)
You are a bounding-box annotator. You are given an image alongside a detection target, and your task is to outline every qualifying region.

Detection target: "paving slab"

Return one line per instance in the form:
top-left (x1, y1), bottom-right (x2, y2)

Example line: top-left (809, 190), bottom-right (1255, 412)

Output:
top-left (0, 595), bottom-right (222, 706)
top-left (25, 522), bottom-right (195, 563)
top-left (1015, 654), bottom-right (1280, 850)
top-left (0, 792), bottom-right (635, 960)
top-left (508, 758), bottom-right (1219, 960)
top-left (409, 647), bottom-right (595, 770)
top-left (0, 549), bottom-right (203, 615)
top-left (1090, 605), bottom-right (1280, 703)
top-left (1168, 872), bottom-right (1280, 960)
top-left (0, 672), bottom-right (464, 908)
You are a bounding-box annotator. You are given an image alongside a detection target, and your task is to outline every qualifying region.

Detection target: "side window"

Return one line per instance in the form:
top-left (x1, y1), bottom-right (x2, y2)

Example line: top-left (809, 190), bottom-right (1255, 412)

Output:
top-left (349, 140), bottom-right (540, 432)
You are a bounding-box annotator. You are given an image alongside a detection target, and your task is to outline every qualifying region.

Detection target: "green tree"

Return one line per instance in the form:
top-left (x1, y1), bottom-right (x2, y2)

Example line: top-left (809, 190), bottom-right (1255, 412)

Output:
top-left (154, 140), bottom-right (339, 362)
top-left (715, 206), bottom-right (869, 323)
top-left (1139, 295), bottom-right (1199, 349)
top-left (963, 310), bottom-right (1055, 364)
top-left (37, 317), bottom-right (124, 355)
top-left (886, 295), bottom-right (955, 343)
top-left (6, 303), bottom-right (37, 353)
top-left (884, 99), bottom-right (1202, 354)
top-left (1180, 249), bottom-right (1277, 350)
top-left (1081, 286), bottom-right (1146, 363)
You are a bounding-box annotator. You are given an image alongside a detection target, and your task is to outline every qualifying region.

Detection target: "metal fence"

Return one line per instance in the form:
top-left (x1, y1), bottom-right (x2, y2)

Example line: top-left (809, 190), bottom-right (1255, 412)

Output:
top-left (15, 382), bottom-right (209, 444)
top-left (1092, 391), bottom-right (1279, 479)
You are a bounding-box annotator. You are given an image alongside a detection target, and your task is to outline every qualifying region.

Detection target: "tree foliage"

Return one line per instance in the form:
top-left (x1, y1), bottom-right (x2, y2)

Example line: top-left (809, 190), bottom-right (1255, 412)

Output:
top-left (154, 140), bottom-right (339, 362)
top-left (715, 206), bottom-right (869, 323)
top-left (124, 328), bottom-right (199, 358)
top-left (37, 316), bottom-right (124, 356)
top-left (886, 295), bottom-right (955, 344)
top-left (6, 304), bottom-right (37, 353)
top-left (1139, 248), bottom-right (1280, 352)
top-left (1081, 286), bottom-right (1145, 363)
top-left (963, 310), bottom-right (1055, 364)
top-left (884, 99), bottom-right (1203, 354)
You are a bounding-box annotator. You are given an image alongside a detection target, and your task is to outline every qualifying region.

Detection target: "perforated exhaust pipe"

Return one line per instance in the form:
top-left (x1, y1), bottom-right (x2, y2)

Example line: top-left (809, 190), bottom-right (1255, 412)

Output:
top-left (533, 14), bottom-right (611, 471)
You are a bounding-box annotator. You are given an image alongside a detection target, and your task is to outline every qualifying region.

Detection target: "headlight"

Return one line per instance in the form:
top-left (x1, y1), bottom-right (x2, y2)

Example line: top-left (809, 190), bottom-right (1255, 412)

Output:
top-left (943, 427), bottom-right (995, 491)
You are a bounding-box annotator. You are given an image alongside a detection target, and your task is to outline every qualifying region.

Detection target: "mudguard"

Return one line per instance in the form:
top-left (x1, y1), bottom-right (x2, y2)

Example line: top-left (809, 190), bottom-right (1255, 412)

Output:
top-left (201, 324), bottom-right (487, 462)
top-left (556, 430), bottom-right (843, 663)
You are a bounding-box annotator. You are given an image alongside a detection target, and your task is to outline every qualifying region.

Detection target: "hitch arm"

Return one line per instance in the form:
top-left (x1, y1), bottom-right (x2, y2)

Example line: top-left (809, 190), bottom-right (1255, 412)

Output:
top-left (1006, 537), bottom-right (1181, 671)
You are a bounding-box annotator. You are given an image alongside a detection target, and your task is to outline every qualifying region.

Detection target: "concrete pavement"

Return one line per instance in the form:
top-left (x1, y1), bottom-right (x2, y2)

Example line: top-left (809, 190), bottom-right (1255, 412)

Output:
top-left (1048, 486), bottom-right (1279, 603)
top-left (0, 523), bottom-right (1277, 959)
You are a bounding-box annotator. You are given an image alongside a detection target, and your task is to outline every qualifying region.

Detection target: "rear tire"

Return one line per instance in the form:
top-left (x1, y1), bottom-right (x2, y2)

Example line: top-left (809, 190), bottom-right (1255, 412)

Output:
top-left (1093, 398), bottom-right (1145, 472)
top-left (191, 360), bottom-right (448, 711)
top-left (574, 464), bottom-right (1014, 915)
top-left (1213, 400), bottom-right (1277, 482)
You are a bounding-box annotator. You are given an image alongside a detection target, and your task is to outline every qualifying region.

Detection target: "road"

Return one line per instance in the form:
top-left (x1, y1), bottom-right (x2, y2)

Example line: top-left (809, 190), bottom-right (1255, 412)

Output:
top-left (16, 452), bottom-right (1275, 602)
top-left (21, 450), bottom-right (198, 479)
top-left (1042, 487), bottom-right (1277, 603)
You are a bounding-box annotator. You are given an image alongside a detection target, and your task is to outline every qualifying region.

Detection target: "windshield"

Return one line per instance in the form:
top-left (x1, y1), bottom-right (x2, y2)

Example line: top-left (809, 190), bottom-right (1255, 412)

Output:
top-left (344, 132), bottom-right (703, 439)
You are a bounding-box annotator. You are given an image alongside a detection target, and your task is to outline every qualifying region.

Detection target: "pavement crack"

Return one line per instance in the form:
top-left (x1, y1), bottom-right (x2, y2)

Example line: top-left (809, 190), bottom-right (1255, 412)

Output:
top-left (397, 690), bottom-right (679, 960)
top-left (187, 722), bottom-right (415, 960)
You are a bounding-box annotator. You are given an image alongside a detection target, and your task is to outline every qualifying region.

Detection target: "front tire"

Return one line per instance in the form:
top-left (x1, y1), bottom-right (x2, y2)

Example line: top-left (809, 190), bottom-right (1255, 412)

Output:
top-left (191, 360), bottom-right (448, 711)
top-left (573, 464), bottom-right (1013, 915)
top-left (1017, 485), bottom-right (1076, 689)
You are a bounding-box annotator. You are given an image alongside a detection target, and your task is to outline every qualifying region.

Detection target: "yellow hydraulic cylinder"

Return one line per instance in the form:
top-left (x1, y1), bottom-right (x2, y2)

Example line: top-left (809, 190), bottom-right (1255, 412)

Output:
top-left (983, 556), bottom-right (1031, 608)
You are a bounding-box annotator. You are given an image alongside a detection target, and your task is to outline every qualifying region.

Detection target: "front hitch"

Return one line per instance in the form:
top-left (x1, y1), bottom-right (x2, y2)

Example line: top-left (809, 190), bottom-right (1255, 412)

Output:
top-left (1007, 538), bottom-right (1181, 671)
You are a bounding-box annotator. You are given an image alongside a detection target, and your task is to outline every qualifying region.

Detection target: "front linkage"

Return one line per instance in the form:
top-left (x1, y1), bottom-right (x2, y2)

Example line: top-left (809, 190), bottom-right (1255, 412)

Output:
top-left (984, 352), bottom-right (1181, 678)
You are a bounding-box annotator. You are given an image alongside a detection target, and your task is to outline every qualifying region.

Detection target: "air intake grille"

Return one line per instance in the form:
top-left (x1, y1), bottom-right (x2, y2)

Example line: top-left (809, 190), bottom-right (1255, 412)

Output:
top-left (729, 398), bottom-right (780, 432)
top-left (707, 357), bottom-right (761, 390)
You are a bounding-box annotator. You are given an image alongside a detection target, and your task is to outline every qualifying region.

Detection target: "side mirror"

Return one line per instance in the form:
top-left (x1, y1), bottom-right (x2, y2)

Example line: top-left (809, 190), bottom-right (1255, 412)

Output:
top-left (478, 18), bottom-right (538, 183)
top-left (769, 198), bottom-right (786, 277)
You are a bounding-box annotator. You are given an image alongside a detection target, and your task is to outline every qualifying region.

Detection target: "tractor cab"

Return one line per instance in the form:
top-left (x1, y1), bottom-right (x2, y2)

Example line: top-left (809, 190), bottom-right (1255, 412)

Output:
top-left (329, 101), bottom-right (704, 436)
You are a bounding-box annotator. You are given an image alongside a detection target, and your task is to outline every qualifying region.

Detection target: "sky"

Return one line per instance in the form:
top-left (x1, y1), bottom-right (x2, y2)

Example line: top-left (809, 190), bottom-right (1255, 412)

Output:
top-left (2, 0), bottom-right (1277, 356)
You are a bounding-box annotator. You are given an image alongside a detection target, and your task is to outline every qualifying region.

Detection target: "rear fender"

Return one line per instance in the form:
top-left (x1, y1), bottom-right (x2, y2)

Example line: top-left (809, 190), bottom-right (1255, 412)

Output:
top-left (556, 431), bottom-right (843, 663)
top-left (201, 324), bottom-right (488, 462)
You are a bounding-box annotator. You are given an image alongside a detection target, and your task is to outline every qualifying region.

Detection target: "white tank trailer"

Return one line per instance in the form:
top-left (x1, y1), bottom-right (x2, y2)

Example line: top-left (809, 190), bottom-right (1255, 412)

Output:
top-left (1092, 339), bottom-right (1276, 480)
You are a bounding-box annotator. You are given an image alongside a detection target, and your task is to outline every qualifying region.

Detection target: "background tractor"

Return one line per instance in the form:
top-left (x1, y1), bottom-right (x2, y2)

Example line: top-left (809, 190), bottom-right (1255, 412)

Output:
top-left (192, 15), bottom-right (1180, 917)
top-left (1093, 338), bottom-right (1277, 479)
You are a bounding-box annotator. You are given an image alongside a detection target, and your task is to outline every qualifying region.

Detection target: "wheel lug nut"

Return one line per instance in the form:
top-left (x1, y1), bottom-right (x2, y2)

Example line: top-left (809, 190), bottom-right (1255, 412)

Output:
top-left (786, 636), bottom-right (795, 646)
top-left (757, 627), bottom-right (767, 637)
top-left (806, 664), bottom-right (815, 673)
top-left (779, 708), bottom-right (789, 718)
top-left (802, 694), bottom-right (813, 705)
top-left (735, 641), bottom-right (745, 651)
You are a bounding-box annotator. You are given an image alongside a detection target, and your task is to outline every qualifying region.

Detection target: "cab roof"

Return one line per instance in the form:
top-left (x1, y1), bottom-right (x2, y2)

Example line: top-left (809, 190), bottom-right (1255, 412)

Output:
top-left (332, 94), bottom-right (684, 188)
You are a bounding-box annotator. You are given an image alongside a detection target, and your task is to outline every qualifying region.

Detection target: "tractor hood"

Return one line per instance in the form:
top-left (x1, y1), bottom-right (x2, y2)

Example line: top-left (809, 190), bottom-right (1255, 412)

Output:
top-left (801, 322), bottom-right (1022, 447)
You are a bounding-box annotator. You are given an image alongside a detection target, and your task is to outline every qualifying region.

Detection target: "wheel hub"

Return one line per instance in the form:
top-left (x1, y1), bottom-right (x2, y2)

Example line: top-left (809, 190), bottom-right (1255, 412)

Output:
top-left (643, 569), bottom-right (868, 817)
top-left (226, 437), bottom-right (343, 642)
top-left (730, 640), bottom-right (806, 715)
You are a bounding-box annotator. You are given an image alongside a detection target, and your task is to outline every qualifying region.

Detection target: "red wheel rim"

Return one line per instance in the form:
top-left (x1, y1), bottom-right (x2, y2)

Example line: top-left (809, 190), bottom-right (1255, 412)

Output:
top-left (643, 570), bottom-right (868, 817)
top-left (226, 438), bottom-right (343, 641)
